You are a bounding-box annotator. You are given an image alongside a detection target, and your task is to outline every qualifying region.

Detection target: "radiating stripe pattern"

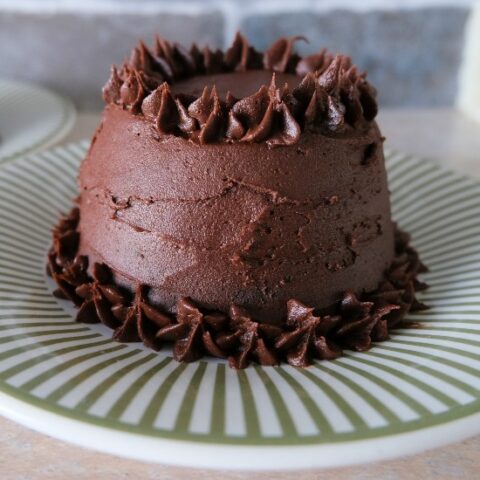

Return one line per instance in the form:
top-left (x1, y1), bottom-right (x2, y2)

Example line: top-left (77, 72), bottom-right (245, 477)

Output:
top-left (0, 144), bottom-right (479, 446)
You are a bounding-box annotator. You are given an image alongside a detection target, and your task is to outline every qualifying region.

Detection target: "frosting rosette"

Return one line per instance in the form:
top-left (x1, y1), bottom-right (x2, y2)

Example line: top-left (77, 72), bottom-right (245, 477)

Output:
top-left (102, 32), bottom-right (378, 147)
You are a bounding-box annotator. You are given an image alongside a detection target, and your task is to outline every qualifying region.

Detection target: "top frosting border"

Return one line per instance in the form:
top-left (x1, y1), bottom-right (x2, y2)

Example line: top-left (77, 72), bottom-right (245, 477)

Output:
top-left (102, 32), bottom-right (378, 147)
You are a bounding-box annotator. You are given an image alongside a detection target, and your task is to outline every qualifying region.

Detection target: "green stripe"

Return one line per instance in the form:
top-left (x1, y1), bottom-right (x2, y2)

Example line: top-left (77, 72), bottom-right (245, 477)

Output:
top-left (396, 182), bottom-right (479, 216)
top-left (407, 325), bottom-right (480, 335)
top-left (0, 305), bottom-right (67, 312)
top-left (75, 353), bottom-right (157, 412)
top-left (373, 349), bottom-right (479, 397)
top-left (362, 351), bottom-right (464, 407)
top-left (1, 166), bottom-right (70, 204)
top-left (236, 370), bottom-right (261, 438)
top-left (423, 238), bottom-right (480, 260)
top-left (417, 297), bottom-right (480, 305)
top-left (105, 357), bottom-right (172, 420)
top-left (298, 367), bottom-right (366, 428)
top-left (375, 345), bottom-right (480, 386)
top-left (427, 281), bottom-right (480, 291)
top-left (314, 363), bottom-right (397, 423)
top-left (173, 361), bottom-right (208, 432)
top-left (0, 197), bottom-right (59, 228)
top-left (0, 313), bottom-right (70, 320)
top-left (387, 156), bottom-right (430, 188)
top-left (0, 304), bottom-right (61, 312)
top-left (390, 166), bottom-right (452, 200)
top-left (0, 296), bottom-right (58, 305)
top-left (9, 163), bottom-right (74, 206)
top-left (0, 220), bottom-right (49, 247)
top-left (394, 332), bottom-right (480, 347)
top-left (426, 247), bottom-right (480, 265)
top-left (388, 336), bottom-right (480, 361)
top-left (392, 170), bottom-right (455, 208)
top-left (420, 296), bottom-right (480, 304)
top-left (385, 149), bottom-right (410, 162)
top-left (0, 251), bottom-right (43, 269)
top-left (275, 367), bottom-right (334, 434)
top-left (17, 344), bottom-right (126, 391)
top-left (0, 322), bottom-right (76, 331)
top-left (333, 357), bottom-right (429, 417)
top-left (28, 154), bottom-right (77, 196)
top-left (425, 262), bottom-right (480, 277)
top-left (0, 328), bottom-right (89, 345)
top-left (410, 319), bottom-right (480, 325)
top-left (254, 366), bottom-right (297, 437)
top-left (424, 249), bottom-right (480, 268)
top-left (410, 303), bottom-right (480, 311)
top-left (401, 192), bottom-right (480, 232)
top-left (138, 363), bottom-right (188, 427)
top-left (34, 151), bottom-right (78, 195)
top-left (0, 271), bottom-right (46, 284)
top-left (407, 310), bottom-right (480, 320)
top-left (0, 214), bottom-right (49, 241)
top-left (0, 333), bottom-right (99, 362)
top-left (0, 238), bottom-right (42, 258)
top-left (47, 148), bottom-right (81, 178)
top-left (0, 191), bottom-right (55, 228)
top-left (0, 338), bottom-right (113, 378)
top-left (350, 353), bottom-right (457, 408)
top-left (210, 364), bottom-right (226, 435)
top-left (0, 182), bottom-right (59, 223)
top-left (411, 211), bottom-right (480, 242)
top-left (0, 287), bottom-right (51, 297)
top-left (45, 349), bottom-right (141, 402)
top-left (0, 261), bottom-right (45, 277)
top-left (392, 175), bottom-right (463, 213)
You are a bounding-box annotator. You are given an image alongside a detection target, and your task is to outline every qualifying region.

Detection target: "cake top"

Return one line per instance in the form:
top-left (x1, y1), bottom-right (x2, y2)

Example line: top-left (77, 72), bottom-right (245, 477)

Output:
top-left (103, 33), bottom-right (378, 147)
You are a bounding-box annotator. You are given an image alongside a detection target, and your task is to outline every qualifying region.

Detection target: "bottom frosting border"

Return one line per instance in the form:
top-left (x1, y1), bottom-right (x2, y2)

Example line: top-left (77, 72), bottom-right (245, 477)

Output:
top-left (47, 207), bottom-right (429, 369)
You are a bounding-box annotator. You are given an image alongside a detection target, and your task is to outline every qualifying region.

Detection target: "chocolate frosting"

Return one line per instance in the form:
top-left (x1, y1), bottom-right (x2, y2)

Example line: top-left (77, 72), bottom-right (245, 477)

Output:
top-left (48, 208), bottom-right (428, 368)
top-left (78, 104), bottom-right (394, 322)
top-left (47, 32), bottom-right (429, 368)
top-left (102, 32), bottom-right (378, 147)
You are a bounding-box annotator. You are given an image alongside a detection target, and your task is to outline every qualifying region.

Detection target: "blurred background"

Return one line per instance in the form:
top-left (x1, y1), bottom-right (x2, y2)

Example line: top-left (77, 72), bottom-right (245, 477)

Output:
top-left (0, 0), bottom-right (479, 169)
top-left (0, 0), bottom-right (478, 111)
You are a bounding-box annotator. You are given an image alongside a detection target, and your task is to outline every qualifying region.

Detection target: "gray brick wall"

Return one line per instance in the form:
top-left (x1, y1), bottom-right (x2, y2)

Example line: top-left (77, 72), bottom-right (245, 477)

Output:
top-left (0, 1), bottom-right (473, 109)
top-left (241, 7), bottom-right (470, 107)
top-left (0, 10), bottom-right (224, 110)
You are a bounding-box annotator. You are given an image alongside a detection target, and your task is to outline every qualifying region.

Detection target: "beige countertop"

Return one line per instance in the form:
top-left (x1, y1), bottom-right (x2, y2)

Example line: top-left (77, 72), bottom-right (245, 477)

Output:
top-left (1, 108), bottom-right (479, 479)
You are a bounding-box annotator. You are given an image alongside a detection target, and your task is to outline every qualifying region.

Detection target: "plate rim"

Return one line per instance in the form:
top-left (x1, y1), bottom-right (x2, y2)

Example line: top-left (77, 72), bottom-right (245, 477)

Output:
top-left (1, 390), bottom-right (479, 470)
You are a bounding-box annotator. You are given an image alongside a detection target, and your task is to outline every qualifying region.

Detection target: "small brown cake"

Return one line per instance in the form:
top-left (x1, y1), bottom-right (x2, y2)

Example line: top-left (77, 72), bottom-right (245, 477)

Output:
top-left (48, 33), bottom-right (428, 368)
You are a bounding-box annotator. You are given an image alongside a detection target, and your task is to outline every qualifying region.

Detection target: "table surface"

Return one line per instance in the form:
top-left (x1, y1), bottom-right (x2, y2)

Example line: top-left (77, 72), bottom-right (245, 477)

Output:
top-left (1, 108), bottom-right (480, 480)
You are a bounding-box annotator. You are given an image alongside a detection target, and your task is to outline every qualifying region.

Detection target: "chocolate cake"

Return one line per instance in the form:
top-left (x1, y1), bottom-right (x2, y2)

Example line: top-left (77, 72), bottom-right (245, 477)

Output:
top-left (48, 33), bottom-right (428, 368)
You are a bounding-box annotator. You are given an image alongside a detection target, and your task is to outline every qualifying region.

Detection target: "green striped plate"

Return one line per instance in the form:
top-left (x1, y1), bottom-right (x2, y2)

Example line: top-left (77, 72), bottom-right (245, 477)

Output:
top-left (0, 80), bottom-right (76, 165)
top-left (0, 142), bottom-right (479, 470)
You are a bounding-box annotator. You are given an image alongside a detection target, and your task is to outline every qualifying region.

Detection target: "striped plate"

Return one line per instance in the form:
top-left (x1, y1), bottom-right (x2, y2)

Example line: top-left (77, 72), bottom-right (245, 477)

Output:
top-left (0, 142), bottom-right (479, 470)
top-left (0, 80), bottom-right (76, 165)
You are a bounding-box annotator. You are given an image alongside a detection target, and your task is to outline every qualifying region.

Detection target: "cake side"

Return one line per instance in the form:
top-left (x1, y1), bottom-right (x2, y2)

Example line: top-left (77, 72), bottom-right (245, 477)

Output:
top-left (79, 104), bottom-right (394, 322)
top-left (48, 208), bottom-right (428, 368)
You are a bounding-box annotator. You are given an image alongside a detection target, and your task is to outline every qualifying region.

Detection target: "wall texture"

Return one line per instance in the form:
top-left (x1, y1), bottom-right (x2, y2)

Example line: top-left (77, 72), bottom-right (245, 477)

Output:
top-left (0, 0), bottom-right (475, 110)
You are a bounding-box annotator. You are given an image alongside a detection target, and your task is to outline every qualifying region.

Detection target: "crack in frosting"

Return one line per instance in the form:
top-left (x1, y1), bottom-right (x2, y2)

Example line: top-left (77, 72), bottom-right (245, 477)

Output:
top-left (47, 208), bottom-right (429, 369)
top-left (102, 32), bottom-right (379, 147)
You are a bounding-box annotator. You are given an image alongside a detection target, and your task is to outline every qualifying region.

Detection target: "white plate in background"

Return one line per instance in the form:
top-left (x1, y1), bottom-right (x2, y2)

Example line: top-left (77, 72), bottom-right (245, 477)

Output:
top-left (0, 79), bottom-right (76, 164)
